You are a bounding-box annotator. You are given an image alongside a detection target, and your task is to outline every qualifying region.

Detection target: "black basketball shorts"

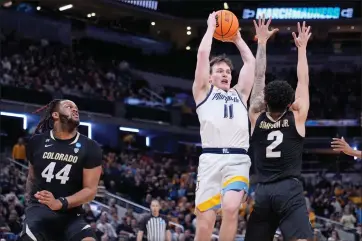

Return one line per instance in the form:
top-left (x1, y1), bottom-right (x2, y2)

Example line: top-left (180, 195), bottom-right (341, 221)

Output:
top-left (245, 178), bottom-right (313, 241)
top-left (20, 204), bottom-right (96, 241)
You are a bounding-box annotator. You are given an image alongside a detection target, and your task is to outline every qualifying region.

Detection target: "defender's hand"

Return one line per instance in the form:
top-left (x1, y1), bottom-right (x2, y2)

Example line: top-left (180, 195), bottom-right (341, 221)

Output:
top-left (207, 11), bottom-right (217, 30)
top-left (292, 21), bottom-right (312, 48)
top-left (331, 137), bottom-right (353, 155)
top-left (253, 15), bottom-right (279, 44)
top-left (35, 190), bottom-right (62, 211)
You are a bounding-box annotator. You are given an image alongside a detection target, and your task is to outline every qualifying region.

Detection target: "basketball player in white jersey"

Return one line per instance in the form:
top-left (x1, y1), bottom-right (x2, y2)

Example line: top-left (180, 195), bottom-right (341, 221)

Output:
top-left (193, 12), bottom-right (255, 241)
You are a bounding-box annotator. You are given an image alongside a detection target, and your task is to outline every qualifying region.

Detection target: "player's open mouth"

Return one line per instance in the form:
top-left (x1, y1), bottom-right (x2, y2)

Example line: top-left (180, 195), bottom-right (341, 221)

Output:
top-left (221, 79), bottom-right (228, 84)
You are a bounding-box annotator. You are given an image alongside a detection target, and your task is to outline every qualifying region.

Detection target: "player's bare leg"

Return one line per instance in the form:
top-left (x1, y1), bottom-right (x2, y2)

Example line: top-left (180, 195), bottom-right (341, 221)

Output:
top-left (194, 209), bottom-right (216, 241)
top-left (219, 190), bottom-right (245, 241)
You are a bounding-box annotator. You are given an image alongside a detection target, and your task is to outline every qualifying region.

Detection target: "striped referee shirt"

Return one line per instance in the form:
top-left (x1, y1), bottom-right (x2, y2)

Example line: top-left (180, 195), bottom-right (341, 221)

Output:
top-left (139, 214), bottom-right (169, 241)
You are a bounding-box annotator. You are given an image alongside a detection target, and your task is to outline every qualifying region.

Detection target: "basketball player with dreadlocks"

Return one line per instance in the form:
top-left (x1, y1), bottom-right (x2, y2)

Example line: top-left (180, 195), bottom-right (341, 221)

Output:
top-left (20, 99), bottom-right (102, 241)
top-left (244, 20), bottom-right (313, 241)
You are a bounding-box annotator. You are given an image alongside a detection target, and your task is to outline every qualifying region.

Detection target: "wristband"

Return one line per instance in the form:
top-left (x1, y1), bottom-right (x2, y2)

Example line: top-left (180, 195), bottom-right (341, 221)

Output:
top-left (58, 197), bottom-right (68, 211)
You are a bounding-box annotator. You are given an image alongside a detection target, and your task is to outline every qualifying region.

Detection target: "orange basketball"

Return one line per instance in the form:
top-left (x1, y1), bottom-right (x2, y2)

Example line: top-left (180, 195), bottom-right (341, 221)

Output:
top-left (213, 10), bottom-right (239, 41)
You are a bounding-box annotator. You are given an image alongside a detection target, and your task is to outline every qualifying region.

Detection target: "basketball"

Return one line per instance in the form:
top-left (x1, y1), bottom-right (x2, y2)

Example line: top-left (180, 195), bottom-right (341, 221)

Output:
top-left (213, 10), bottom-right (239, 41)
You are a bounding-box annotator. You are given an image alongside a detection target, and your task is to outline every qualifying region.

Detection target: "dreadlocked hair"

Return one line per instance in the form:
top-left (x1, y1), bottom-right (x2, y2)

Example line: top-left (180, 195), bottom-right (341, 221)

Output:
top-left (33, 99), bottom-right (62, 134)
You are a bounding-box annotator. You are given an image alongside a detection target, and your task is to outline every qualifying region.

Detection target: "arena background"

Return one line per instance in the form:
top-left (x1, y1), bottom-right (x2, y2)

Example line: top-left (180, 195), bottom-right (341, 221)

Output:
top-left (0, 0), bottom-right (361, 240)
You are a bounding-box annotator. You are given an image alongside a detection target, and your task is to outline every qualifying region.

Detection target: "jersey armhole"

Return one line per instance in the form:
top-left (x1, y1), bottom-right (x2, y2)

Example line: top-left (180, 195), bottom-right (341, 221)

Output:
top-left (232, 88), bottom-right (247, 110)
top-left (250, 112), bottom-right (265, 137)
top-left (291, 111), bottom-right (305, 138)
top-left (196, 85), bottom-right (214, 109)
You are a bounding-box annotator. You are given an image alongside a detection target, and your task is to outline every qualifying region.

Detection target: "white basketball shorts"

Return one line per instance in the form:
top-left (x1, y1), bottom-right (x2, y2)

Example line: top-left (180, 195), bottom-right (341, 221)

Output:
top-left (195, 153), bottom-right (251, 213)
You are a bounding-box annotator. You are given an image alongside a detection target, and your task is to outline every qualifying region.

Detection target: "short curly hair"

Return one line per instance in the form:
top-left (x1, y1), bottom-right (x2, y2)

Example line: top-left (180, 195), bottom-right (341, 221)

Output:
top-left (264, 80), bottom-right (295, 112)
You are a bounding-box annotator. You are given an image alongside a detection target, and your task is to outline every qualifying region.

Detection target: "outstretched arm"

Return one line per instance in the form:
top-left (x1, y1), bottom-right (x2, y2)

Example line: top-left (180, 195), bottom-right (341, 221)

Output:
top-left (193, 12), bottom-right (216, 104)
top-left (249, 16), bottom-right (278, 128)
top-left (249, 43), bottom-right (266, 116)
top-left (233, 32), bottom-right (256, 104)
top-left (291, 21), bottom-right (312, 121)
top-left (331, 137), bottom-right (362, 158)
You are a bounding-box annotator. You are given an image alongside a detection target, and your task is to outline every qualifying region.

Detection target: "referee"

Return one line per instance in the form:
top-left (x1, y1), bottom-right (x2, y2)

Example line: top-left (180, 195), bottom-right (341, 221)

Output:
top-left (137, 200), bottom-right (171, 241)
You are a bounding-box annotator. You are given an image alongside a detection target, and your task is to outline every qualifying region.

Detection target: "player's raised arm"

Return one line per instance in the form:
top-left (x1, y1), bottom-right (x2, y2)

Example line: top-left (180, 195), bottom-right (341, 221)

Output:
top-left (291, 21), bottom-right (312, 121)
top-left (249, 16), bottom-right (278, 128)
top-left (331, 137), bottom-right (362, 159)
top-left (193, 12), bottom-right (216, 104)
top-left (233, 31), bottom-right (256, 105)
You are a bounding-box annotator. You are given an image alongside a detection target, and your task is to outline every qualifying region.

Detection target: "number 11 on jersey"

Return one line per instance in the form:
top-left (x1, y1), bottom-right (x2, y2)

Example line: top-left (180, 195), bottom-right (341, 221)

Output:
top-left (224, 104), bottom-right (234, 119)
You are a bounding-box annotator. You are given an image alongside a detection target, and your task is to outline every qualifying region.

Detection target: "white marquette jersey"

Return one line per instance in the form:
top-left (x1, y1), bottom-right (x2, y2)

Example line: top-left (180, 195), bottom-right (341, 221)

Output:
top-left (196, 85), bottom-right (249, 150)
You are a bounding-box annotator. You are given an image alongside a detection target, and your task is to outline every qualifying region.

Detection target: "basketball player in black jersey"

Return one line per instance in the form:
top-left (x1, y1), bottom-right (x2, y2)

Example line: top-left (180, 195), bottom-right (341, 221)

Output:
top-left (20, 99), bottom-right (102, 241)
top-left (244, 19), bottom-right (313, 241)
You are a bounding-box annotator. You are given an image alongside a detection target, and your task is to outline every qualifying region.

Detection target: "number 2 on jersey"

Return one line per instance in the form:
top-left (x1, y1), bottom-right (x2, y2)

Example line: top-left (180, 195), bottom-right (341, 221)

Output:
top-left (266, 130), bottom-right (283, 158)
top-left (224, 104), bottom-right (234, 119)
top-left (41, 162), bottom-right (72, 184)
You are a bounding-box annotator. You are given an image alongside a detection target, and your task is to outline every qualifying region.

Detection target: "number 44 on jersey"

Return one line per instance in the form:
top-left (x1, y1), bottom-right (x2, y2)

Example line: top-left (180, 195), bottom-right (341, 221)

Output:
top-left (41, 162), bottom-right (72, 184)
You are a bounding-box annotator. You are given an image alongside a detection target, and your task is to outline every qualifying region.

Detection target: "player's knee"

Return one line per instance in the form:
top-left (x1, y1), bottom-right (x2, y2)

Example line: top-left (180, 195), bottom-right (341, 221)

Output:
top-left (222, 191), bottom-right (245, 217)
top-left (196, 210), bottom-right (216, 233)
top-left (196, 220), bottom-right (214, 234)
top-left (222, 202), bottom-right (239, 218)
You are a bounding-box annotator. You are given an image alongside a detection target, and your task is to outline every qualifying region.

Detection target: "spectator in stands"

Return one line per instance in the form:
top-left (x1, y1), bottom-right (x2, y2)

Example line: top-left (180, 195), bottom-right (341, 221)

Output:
top-left (11, 138), bottom-right (26, 164)
top-left (340, 206), bottom-right (357, 229)
top-left (97, 211), bottom-right (118, 241)
top-left (327, 229), bottom-right (340, 241)
top-left (6, 210), bottom-right (21, 235)
top-left (84, 203), bottom-right (98, 223)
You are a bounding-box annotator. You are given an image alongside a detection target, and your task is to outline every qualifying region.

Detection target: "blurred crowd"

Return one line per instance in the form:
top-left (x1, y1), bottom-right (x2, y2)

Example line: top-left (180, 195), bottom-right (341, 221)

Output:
top-left (1, 34), bottom-right (361, 119)
top-left (100, 149), bottom-right (362, 241)
top-left (0, 35), bottom-right (150, 103)
top-left (0, 138), bottom-right (361, 241)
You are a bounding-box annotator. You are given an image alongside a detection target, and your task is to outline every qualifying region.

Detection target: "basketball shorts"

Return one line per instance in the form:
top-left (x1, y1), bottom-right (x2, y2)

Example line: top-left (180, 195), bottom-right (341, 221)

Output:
top-left (20, 204), bottom-right (95, 241)
top-left (195, 150), bottom-right (251, 213)
top-left (244, 178), bottom-right (313, 241)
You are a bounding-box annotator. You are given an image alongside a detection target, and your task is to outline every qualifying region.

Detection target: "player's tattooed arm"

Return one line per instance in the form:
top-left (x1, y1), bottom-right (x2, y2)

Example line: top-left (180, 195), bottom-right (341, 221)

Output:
top-left (249, 43), bottom-right (267, 113)
top-left (25, 163), bottom-right (35, 203)
top-left (249, 15), bottom-right (278, 115)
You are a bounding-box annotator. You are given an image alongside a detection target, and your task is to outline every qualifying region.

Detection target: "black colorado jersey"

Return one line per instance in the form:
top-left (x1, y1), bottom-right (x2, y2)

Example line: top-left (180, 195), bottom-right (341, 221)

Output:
top-left (26, 130), bottom-right (102, 207)
top-left (251, 111), bottom-right (304, 183)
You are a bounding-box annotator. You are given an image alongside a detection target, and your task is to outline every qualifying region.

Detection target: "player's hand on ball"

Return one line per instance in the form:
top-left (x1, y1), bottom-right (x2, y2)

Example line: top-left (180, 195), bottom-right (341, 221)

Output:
top-left (253, 15), bottom-right (279, 44)
top-left (292, 21), bottom-right (312, 48)
top-left (35, 190), bottom-right (62, 211)
top-left (222, 31), bottom-right (241, 43)
top-left (207, 11), bottom-right (217, 30)
top-left (331, 137), bottom-right (353, 155)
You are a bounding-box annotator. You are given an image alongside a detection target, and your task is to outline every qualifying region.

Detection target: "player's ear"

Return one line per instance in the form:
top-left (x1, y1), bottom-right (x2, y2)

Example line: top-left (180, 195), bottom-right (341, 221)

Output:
top-left (51, 112), bottom-right (59, 120)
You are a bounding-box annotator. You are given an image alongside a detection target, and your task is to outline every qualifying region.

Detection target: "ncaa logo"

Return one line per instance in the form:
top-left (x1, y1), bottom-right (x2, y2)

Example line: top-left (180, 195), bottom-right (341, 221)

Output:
top-left (242, 9), bottom-right (255, 19)
top-left (74, 148), bottom-right (79, 154)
